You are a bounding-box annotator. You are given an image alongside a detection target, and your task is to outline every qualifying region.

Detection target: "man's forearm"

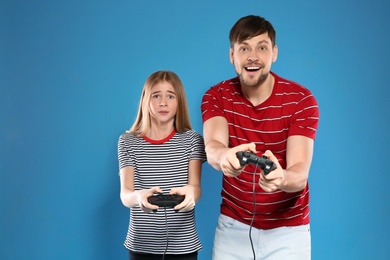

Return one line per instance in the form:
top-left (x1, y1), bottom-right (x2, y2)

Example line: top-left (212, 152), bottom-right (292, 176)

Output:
top-left (280, 163), bottom-right (310, 192)
top-left (205, 140), bottom-right (229, 171)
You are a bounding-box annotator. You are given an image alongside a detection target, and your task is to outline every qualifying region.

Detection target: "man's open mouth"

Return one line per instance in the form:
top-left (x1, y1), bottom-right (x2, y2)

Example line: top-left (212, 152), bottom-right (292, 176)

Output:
top-left (245, 66), bottom-right (261, 72)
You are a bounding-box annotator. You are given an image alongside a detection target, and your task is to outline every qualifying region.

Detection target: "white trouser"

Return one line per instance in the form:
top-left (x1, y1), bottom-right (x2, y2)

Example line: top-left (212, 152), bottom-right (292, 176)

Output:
top-left (212, 214), bottom-right (311, 260)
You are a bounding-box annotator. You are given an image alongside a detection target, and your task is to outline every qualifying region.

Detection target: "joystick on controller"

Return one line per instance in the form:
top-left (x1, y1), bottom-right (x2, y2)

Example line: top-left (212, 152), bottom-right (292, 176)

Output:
top-left (147, 194), bottom-right (185, 208)
top-left (236, 151), bottom-right (277, 175)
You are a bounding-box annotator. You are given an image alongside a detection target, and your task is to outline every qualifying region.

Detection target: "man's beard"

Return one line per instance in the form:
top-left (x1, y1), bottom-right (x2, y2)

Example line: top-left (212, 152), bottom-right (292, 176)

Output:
top-left (238, 71), bottom-right (269, 88)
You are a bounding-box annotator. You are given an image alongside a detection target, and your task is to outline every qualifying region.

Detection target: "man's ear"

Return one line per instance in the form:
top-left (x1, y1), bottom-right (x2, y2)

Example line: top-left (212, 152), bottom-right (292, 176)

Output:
top-left (229, 48), bottom-right (234, 64)
top-left (272, 45), bottom-right (278, 63)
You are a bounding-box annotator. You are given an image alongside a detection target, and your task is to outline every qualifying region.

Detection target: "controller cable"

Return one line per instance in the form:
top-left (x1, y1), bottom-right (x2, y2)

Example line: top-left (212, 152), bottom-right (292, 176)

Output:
top-left (248, 163), bottom-right (260, 260)
top-left (162, 207), bottom-right (169, 260)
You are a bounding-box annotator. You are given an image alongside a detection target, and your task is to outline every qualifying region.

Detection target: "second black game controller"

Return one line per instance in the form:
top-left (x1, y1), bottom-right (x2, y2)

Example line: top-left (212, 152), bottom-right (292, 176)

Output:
top-left (147, 194), bottom-right (185, 208)
top-left (236, 151), bottom-right (277, 175)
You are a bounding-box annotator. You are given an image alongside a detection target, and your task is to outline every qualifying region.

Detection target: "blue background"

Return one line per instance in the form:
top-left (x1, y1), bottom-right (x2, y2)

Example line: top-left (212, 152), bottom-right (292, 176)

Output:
top-left (1, 0), bottom-right (389, 259)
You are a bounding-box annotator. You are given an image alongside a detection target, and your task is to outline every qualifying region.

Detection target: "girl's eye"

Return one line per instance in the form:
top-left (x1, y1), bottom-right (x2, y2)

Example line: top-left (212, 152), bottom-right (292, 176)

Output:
top-left (152, 94), bottom-right (160, 99)
top-left (168, 95), bottom-right (176, 99)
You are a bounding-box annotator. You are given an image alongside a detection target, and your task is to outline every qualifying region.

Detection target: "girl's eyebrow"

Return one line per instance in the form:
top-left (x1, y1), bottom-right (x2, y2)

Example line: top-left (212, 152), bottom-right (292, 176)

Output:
top-left (151, 90), bottom-right (176, 95)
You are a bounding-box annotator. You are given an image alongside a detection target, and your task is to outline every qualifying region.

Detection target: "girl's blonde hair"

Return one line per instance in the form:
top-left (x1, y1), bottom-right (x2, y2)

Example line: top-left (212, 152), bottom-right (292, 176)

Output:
top-left (129, 71), bottom-right (192, 136)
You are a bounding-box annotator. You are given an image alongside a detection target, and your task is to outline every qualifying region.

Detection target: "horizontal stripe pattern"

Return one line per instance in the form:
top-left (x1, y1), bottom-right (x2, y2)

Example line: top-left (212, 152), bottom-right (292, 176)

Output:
top-left (201, 72), bottom-right (319, 229)
top-left (118, 130), bottom-right (206, 254)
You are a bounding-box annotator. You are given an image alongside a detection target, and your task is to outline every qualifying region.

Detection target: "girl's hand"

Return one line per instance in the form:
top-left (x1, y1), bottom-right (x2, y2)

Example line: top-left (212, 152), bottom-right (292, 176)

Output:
top-left (138, 186), bottom-right (163, 213)
top-left (169, 185), bottom-right (196, 212)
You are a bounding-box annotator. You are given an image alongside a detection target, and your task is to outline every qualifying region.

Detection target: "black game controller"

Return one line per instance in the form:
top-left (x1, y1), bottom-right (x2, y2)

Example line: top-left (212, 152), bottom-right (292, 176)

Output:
top-left (236, 151), bottom-right (277, 175)
top-left (147, 194), bottom-right (185, 208)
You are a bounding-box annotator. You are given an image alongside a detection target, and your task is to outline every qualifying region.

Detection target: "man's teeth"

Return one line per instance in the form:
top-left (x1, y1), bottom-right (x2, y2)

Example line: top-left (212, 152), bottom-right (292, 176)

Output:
top-left (246, 66), bottom-right (260, 70)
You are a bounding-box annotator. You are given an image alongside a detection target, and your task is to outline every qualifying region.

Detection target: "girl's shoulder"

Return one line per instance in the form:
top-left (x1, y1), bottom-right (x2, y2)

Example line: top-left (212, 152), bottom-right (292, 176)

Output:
top-left (119, 131), bottom-right (143, 143)
top-left (177, 129), bottom-right (201, 137)
top-left (119, 130), bottom-right (132, 139)
top-left (176, 129), bottom-right (204, 143)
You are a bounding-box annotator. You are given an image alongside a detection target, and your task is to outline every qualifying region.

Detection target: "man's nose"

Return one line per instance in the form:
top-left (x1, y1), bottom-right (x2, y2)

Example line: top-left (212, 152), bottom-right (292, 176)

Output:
top-left (247, 50), bottom-right (259, 62)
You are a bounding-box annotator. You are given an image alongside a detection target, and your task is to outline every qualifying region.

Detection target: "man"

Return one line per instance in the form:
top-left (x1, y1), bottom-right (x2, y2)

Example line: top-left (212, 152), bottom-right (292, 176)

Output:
top-left (201, 15), bottom-right (319, 259)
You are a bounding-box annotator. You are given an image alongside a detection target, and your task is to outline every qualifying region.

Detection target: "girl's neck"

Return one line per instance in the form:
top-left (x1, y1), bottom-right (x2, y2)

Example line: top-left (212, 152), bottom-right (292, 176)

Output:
top-left (146, 124), bottom-right (175, 140)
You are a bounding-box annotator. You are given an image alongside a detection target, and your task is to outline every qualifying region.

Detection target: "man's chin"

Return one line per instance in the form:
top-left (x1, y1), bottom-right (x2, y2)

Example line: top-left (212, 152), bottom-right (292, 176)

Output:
top-left (239, 73), bottom-right (268, 88)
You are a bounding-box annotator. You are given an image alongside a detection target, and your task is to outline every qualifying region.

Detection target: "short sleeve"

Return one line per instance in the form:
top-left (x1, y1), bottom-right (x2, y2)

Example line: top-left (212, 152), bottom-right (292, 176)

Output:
top-left (188, 131), bottom-right (207, 163)
top-left (288, 94), bottom-right (320, 140)
top-left (201, 86), bottom-right (226, 123)
top-left (117, 133), bottom-right (134, 169)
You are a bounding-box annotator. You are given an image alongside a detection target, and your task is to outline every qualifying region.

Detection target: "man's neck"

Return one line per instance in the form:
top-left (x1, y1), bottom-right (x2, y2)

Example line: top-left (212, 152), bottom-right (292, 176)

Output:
top-left (241, 73), bottom-right (275, 106)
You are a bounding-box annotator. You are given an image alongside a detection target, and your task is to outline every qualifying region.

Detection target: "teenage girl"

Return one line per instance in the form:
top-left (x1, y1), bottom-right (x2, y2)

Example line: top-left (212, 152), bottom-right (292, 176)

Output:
top-left (118, 71), bottom-right (206, 260)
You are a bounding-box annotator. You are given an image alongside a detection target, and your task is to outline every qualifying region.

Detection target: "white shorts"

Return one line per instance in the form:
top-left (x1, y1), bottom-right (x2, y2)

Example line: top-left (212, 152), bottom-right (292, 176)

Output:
top-left (212, 214), bottom-right (311, 260)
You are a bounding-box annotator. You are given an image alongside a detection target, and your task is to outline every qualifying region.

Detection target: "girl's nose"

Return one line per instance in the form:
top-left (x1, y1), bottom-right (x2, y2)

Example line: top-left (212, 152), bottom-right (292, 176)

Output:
top-left (159, 99), bottom-right (167, 107)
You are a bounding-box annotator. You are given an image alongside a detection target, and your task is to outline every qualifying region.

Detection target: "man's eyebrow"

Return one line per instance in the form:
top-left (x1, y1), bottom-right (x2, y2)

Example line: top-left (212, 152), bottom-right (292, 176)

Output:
top-left (257, 39), bottom-right (271, 45)
top-left (238, 39), bottom-right (271, 45)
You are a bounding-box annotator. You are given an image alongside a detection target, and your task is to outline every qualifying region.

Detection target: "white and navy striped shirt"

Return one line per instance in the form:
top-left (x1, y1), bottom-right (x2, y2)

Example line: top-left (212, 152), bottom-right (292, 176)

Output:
top-left (117, 129), bottom-right (206, 254)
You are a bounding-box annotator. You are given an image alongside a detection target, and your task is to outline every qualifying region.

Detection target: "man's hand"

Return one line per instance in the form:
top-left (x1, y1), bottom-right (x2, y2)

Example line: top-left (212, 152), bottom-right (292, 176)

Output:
top-left (258, 150), bottom-right (284, 192)
top-left (219, 143), bottom-right (257, 177)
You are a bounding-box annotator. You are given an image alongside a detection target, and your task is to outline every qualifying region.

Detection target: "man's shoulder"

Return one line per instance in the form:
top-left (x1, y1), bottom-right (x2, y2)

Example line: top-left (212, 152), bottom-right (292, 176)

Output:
top-left (272, 72), bottom-right (313, 94)
top-left (204, 77), bottom-right (241, 98)
top-left (211, 76), bottom-right (240, 88)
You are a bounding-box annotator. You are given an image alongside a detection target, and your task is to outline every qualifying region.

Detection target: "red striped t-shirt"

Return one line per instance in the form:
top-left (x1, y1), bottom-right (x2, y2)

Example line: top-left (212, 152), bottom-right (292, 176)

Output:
top-left (201, 72), bottom-right (319, 229)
